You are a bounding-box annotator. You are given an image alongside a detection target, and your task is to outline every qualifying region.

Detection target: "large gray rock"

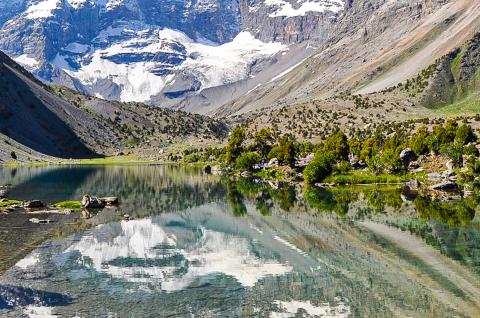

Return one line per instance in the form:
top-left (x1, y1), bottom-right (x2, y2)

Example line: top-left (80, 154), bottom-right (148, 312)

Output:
top-left (100, 197), bottom-right (119, 206)
top-left (24, 200), bottom-right (45, 209)
top-left (81, 194), bottom-right (105, 209)
top-left (400, 148), bottom-right (416, 166)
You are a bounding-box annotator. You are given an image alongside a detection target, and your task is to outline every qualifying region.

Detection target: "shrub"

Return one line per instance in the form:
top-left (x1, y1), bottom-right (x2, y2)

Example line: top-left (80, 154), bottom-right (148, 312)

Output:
top-left (303, 153), bottom-right (335, 184)
top-left (440, 143), bottom-right (464, 167)
top-left (335, 160), bottom-right (351, 174)
top-left (455, 124), bottom-right (476, 145)
top-left (409, 126), bottom-right (428, 155)
top-left (268, 146), bottom-right (280, 160)
top-left (367, 149), bottom-right (403, 174)
top-left (236, 152), bottom-right (261, 172)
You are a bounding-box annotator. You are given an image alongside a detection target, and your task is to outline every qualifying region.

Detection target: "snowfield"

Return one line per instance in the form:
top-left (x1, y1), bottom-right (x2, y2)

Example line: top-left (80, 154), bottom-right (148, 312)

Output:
top-left (54, 27), bottom-right (287, 103)
top-left (26, 0), bottom-right (61, 19)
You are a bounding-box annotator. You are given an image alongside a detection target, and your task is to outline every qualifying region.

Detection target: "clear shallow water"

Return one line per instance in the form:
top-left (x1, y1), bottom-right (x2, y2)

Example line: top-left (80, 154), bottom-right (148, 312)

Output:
top-left (0, 165), bottom-right (479, 317)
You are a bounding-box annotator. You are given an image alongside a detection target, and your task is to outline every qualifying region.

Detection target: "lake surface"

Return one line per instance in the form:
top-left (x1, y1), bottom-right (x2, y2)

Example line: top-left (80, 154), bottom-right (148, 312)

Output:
top-left (0, 165), bottom-right (479, 317)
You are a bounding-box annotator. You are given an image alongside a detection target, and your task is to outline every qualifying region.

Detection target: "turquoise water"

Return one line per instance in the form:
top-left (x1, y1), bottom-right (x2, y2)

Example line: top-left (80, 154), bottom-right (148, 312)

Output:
top-left (0, 165), bottom-right (479, 317)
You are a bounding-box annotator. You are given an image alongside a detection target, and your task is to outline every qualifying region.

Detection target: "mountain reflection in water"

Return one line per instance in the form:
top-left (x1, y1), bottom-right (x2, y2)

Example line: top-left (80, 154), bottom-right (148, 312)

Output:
top-left (0, 165), bottom-right (479, 317)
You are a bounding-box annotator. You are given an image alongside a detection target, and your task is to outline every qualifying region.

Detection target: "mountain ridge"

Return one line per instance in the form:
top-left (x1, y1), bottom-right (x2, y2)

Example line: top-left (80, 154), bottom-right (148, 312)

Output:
top-left (0, 50), bottom-right (228, 163)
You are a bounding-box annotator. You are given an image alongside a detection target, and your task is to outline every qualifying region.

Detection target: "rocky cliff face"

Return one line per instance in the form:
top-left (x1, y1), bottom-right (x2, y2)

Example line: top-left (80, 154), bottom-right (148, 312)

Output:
top-left (0, 0), bottom-right (344, 111)
top-left (241, 0), bottom-right (343, 43)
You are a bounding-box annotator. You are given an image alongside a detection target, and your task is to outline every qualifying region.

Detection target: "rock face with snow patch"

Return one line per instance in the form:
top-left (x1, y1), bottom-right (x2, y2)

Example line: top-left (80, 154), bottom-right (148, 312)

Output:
top-left (0, 0), bottom-right (344, 111)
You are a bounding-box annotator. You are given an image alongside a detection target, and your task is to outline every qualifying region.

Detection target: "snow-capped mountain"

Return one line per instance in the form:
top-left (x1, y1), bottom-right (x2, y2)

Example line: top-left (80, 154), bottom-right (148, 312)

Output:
top-left (0, 0), bottom-right (344, 112)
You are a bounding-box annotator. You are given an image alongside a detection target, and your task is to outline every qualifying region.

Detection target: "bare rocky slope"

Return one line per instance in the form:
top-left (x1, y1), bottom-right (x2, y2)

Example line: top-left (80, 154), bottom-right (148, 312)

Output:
top-left (0, 51), bottom-right (228, 163)
top-left (215, 0), bottom-right (480, 118)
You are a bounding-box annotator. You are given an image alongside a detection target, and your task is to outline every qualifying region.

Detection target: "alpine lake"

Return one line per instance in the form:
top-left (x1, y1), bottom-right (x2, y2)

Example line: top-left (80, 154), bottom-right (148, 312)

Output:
top-left (0, 164), bottom-right (479, 317)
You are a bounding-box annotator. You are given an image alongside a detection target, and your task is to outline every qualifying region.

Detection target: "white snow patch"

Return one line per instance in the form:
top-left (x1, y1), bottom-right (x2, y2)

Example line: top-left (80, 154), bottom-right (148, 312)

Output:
top-left (23, 305), bottom-right (57, 318)
top-left (270, 56), bottom-right (308, 82)
top-left (273, 235), bottom-right (308, 256)
top-left (183, 31), bottom-right (287, 90)
top-left (64, 42), bottom-right (90, 54)
top-left (26, 0), bottom-right (61, 19)
top-left (15, 251), bottom-right (40, 269)
top-left (264, 0), bottom-right (344, 17)
top-left (271, 299), bottom-right (350, 318)
top-left (54, 27), bottom-right (287, 103)
top-left (14, 54), bottom-right (40, 68)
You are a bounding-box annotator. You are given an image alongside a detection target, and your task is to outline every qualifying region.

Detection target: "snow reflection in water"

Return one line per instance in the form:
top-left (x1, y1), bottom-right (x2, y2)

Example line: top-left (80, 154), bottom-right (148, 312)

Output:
top-left (57, 218), bottom-right (292, 291)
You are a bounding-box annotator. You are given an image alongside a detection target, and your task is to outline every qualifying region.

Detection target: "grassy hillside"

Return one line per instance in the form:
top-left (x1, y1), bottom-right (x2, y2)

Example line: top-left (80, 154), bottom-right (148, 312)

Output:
top-left (421, 32), bottom-right (480, 111)
top-left (0, 51), bottom-right (229, 162)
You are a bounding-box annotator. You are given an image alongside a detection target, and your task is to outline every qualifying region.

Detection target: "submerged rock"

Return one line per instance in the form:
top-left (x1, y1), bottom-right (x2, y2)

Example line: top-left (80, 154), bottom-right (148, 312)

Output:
top-left (29, 218), bottom-right (53, 224)
top-left (428, 182), bottom-right (458, 191)
top-left (204, 165), bottom-right (212, 174)
top-left (405, 179), bottom-right (421, 190)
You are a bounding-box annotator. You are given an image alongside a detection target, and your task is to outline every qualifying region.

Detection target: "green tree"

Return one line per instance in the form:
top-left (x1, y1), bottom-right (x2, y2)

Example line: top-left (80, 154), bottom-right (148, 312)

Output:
top-left (324, 130), bottom-right (349, 160)
top-left (367, 149), bottom-right (403, 174)
top-left (254, 128), bottom-right (273, 160)
top-left (303, 153), bottom-right (335, 184)
top-left (226, 127), bottom-right (246, 164)
top-left (236, 152), bottom-right (261, 172)
top-left (277, 134), bottom-right (297, 167)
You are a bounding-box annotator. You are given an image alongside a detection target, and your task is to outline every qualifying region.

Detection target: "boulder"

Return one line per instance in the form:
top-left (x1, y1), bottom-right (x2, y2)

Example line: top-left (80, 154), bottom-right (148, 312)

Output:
top-left (267, 158), bottom-right (279, 168)
top-left (100, 197), bottom-right (119, 206)
top-left (427, 173), bottom-right (442, 182)
top-left (240, 171), bottom-right (250, 178)
top-left (428, 182), bottom-right (458, 192)
top-left (408, 161), bottom-right (420, 169)
top-left (24, 200), bottom-right (45, 209)
top-left (445, 160), bottom-right (455, 172)
top-left (81, 195), bottom-right (105, 209)
top-left (441, 195), bottom-right (462, 201)
top-left (211, 165), bottom-right (222, 176)
top-left (405, 179), bottom-right (421, 190)
top-left (349, 153), bottom-right (366, 169)
top-left (0, 189), bottom-right (6, 198)
top-left (297, 153), bottom-right (315, 167)
top-left (400, 148), bottom-right (417, 166)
